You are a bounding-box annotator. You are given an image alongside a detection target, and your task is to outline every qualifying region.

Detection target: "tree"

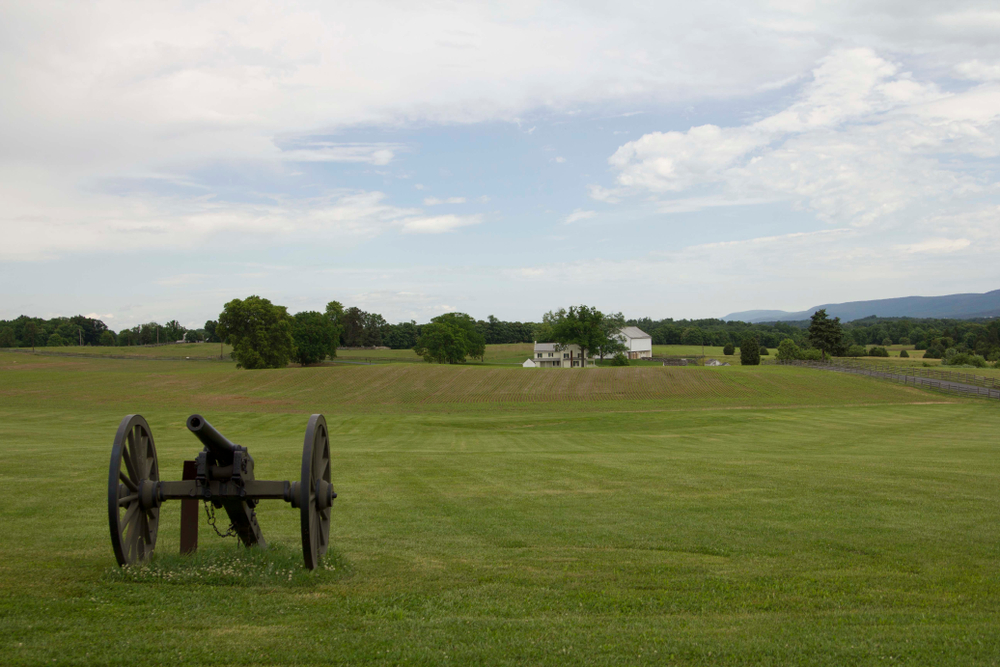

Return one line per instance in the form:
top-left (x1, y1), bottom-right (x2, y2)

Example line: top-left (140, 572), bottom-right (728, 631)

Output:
top-left (324, 301), bottom-right (344, 356)
top-left (163, 320), bottom-right (185, 342)
top-left (681, 327), bottom-right (703, 345)
top-left (899, 349), bottom-right (909, 358)
top-left (881, 337), bottom-right (892, 347)
top-left (291, 311), bottom-right (337, 365)
top-left (550, 305), bottom-right (617, 361)
top-left (362, 311), bottom-right (386, 347)
top-left (0, 327), bottom-right (14, 348)
top-left (184, 330), bottom-right (202, 343)
top-left (597, 312), bottom-right (628, 359)
top-left (341, 307), bottom-right (366, 347)
top-left (99, 331), bottom-right (117, 346)
top-left (532, 309), bottom-right (564, 344)
top-left (759, 345), bottom-right (769, 356)
top-left (431, 313), bottom-right (486, 361)
top-left (414, 322), bottom-right (471, 364)
top-left (723, 343), bottom-right (735, 356)
top-left (807, 309), bottom-right (843, 362)
top-left (203, 320), bottom-right (220, 343)
top-left (47, 333), bottom-right (65, 347)
top-left (740, 333), bottom-right (761, 366)
top-left (24, 320), bottom-right (38, 352)
top-left (217, 296), bottom-right (294, 369)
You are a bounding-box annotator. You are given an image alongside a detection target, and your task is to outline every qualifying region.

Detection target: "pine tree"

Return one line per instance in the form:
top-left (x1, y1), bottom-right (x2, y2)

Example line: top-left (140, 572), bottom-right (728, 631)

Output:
top-left (807, 309), bottom-right (844, 361)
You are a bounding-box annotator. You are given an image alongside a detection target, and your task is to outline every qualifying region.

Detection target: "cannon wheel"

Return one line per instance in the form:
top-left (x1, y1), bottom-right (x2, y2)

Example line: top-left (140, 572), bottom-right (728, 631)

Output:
top-left (108, 415), bottom-right (160, 567)
top-left (300, 414), bottom-right (333, 570)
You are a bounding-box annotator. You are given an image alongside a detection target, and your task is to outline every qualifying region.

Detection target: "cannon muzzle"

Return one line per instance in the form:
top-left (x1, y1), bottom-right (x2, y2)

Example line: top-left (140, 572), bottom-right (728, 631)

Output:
top-left (186, 414), bottom-right (239, 465)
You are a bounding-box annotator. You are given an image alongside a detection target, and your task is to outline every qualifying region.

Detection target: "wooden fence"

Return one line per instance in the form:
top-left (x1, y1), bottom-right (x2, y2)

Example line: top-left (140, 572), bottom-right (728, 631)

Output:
top-left (773, 359), bottom-right (1000, 400)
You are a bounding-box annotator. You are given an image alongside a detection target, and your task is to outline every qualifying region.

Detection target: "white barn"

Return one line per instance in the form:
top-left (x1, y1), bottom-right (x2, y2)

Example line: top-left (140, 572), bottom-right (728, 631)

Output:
top-left (601, 326), bottom-right (652, 360)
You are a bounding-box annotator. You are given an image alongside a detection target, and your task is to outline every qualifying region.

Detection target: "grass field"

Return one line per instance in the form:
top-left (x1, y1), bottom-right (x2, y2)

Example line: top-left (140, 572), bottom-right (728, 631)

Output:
top-left (1, 352), bottom-right (999, 665)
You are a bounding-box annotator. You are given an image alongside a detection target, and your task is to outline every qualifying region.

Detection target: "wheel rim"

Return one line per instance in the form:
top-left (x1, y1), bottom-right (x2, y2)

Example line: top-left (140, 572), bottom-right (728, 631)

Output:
top-left (108, 415), bottom-right (159, 567)
top-left (300, 414), bottom-right (333, 570)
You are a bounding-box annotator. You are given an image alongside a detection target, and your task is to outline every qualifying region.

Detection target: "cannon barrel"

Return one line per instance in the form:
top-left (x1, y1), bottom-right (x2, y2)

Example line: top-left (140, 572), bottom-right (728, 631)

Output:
top-left (186, 414), bottom-right (239, 465)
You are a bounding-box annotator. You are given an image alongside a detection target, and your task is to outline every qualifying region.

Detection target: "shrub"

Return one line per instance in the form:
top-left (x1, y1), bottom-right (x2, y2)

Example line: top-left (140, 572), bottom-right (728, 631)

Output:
top-left (845, 345), bottom-right (867, 357)
top-left (923, 346), bottom-right (944, 359)
top-left (899, 349), bottom-right (909, 358)
top-left (759, 346), bottom-right (769, 356)
top-left (899, 337), bottom-right (911, 346)
top-left (740, 334), bottom-right (761, 366)
top-left (47, 333), bottom-right (65, 347)
top-left (945, 353), bottom-right (987, 368)
top-left (610, 352), bottom-right (630, 366)
top-left (868, 346), bottom-right (889, 357)
top-left (776, 339), bottom-right (801, 361)
top-left (723, 343), bottom-right (735, 356)
top-left (881, 337), bottom-right (892, 346)
top-left (799, 348), bottom-right (823, 361)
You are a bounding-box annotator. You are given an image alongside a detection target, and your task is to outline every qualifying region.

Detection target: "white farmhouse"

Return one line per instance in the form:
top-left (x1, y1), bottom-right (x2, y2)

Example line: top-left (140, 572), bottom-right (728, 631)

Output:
top-left (598, 326), bottom-right (653, 360)
top-left (531, 342), bottom-right (596, 368)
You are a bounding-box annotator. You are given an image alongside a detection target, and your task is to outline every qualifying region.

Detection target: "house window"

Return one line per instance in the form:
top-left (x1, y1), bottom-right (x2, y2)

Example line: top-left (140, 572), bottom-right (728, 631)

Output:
top-left (537, 353), bottom-right (542, 358)
top-left (573, 361), bottom-right (579, 367)
top-left (563, 353), bottom-right (569, 359)
top-left (548, 353), bottom-right (553, 357)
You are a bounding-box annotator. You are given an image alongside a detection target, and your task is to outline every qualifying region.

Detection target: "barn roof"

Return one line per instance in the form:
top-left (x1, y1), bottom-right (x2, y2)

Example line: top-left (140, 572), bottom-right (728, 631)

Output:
top-left (619, 326), bottom-right (651, 339)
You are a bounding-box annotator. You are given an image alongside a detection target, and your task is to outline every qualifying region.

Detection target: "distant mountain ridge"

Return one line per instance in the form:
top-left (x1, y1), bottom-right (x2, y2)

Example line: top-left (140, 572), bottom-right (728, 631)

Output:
top-left (722, 290), bottom-right (1000, 323)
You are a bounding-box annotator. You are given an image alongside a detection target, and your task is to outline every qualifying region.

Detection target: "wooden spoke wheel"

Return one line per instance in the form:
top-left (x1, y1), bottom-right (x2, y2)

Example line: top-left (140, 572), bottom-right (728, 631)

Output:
top-left (300, 414), bottom-right (334, 570)
top-left (108, 415), bottom-right (160, 567)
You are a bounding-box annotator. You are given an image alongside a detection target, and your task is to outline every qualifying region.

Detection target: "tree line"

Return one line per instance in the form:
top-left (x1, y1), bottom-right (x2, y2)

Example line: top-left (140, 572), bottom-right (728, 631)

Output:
top-left (0, 315), bottom-right (223, 349)
top-left (4, 305), bottom-right (999, 367)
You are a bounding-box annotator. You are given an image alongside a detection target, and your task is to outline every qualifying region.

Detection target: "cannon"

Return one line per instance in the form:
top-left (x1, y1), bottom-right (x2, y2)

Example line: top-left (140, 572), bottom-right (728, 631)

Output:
top-left (108, 413), bottom-right (335, 569)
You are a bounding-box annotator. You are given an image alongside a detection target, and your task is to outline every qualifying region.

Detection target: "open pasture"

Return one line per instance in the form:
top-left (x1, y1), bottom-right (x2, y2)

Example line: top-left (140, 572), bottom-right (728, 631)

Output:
top-left (1, 352), bottom-right (998, 665)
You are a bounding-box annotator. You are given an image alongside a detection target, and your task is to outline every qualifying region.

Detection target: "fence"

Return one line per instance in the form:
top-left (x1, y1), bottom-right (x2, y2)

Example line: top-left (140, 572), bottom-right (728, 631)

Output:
top-left (774, 359), bottom-right (1000, 400)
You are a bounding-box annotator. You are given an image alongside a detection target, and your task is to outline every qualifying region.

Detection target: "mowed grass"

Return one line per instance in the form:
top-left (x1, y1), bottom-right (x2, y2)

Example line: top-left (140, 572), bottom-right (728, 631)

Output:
top-left (1, 353), bottom-right (999, 665)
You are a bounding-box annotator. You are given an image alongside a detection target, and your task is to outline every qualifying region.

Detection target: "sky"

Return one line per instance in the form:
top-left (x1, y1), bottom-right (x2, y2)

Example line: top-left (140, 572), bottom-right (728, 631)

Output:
top-left (2, 0), bottom-right (1000, 330)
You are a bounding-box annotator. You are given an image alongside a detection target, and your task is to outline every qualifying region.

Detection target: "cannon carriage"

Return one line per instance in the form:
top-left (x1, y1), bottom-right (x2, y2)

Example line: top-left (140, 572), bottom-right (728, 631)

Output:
top-left (108, 413), bottom-right (335, 570)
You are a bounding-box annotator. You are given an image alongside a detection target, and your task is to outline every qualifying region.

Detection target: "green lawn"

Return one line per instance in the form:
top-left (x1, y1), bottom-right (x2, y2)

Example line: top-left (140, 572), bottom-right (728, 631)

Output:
top-left (1, 353), bottom-right (998, 665)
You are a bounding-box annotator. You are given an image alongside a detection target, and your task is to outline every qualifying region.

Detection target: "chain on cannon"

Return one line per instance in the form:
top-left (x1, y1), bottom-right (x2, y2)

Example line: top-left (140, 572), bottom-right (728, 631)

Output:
top-left (107, 413), bottom-right (336, 570)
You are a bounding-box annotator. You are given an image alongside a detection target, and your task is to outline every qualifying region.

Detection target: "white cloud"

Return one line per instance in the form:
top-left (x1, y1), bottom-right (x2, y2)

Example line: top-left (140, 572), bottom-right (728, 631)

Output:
top-left (955, 61), bottom-right (1000, 81)
top-left (553, 156), bottom-right (566, 163)
top-left (84, 312), bottom-right (115, 320)
top-left (896, 238), bottom-right (971, 254)
top-left (0, 188), bottom-right (420, 261)
top-left (564, 209), bottom-right (597, 224)
top-left (401, 214), bottom-right (483, 234)
top-left (155, 274), bottom-right (212, 286)
top-left (277, 143), bottom-right (402, 165)
top-left (423, 197), bottom-right (467, 205)
top-left (604, 47), bottom-right (1000, 229)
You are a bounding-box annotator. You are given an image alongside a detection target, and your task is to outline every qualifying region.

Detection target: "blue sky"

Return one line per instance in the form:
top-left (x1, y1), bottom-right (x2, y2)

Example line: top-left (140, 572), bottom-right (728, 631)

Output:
top-left (3, 1), bottom-right (1000, 329)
